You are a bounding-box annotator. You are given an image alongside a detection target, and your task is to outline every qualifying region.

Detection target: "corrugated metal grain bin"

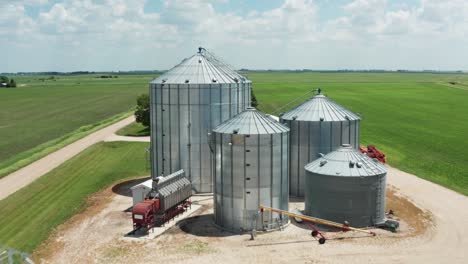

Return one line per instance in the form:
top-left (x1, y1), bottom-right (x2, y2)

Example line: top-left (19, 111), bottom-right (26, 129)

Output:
top-left (304, 145), bottom-right (387, 227)
top-left (150, 47), bottom-right (251, 193)
top-left (211, 107), bottom-right (289, 232)
top-left (280, 94), bottom-right (360, 197)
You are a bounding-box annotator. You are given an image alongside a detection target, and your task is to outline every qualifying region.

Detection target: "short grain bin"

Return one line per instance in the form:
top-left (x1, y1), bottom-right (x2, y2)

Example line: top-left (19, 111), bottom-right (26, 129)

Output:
top-left (211, 107), bottom-right (289, 232)
top-left (281, 94), bottom-right (360, 197)
top-left (304, 145), bottom-right (386, 227)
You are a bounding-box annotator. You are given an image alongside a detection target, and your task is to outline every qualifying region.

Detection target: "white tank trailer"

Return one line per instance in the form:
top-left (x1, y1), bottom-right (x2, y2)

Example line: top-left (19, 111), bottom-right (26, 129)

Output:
top-left (149, 47), bottom-right (251, 193)
top-left (304, 145), bottom-right (387, 227)
top-left (211, 107), bottom-right (290, 232)
top-left (280, 94), bottom-right (360, 197)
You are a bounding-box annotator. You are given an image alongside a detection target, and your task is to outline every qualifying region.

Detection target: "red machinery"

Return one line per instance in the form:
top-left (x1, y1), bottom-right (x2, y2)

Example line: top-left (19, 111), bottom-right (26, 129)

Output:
top-left (131, 170), bottom-right (192, 233)
top-left (359, 145), bottom-right (386, 163)
top-left (132, 197), bottom-right (191, 233)
top-left (132, 199), bottom-right (160, 231)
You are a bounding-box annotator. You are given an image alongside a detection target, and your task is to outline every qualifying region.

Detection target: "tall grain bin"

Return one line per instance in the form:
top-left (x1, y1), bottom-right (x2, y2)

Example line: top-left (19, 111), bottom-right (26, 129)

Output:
top-left (304, 145), bottom-right (387, 227)
top-left (212, 107), bottom-right (289, 232)
top-left (280, 94), bottom-right (360, 197)
top-left (150, 47), bottom-right (251, 193)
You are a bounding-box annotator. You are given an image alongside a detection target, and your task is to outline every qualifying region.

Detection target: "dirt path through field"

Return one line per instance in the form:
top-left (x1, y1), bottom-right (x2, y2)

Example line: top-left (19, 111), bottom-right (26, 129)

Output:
top-left (0, 116), bottom-right (136, 201)
top-left (36, 165), bottom-right (468, 263)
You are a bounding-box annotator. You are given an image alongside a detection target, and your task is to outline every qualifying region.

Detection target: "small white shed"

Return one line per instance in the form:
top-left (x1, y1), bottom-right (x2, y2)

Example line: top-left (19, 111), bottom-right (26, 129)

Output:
top-left (130, 179), bottom-right (153, 205)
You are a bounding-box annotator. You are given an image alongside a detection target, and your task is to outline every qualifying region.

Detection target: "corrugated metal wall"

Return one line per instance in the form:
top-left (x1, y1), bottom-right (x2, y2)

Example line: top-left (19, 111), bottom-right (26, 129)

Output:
top-left (150, 82), bottom-right (251, 193)
top-left (283, 119), bottom-right (360, 197)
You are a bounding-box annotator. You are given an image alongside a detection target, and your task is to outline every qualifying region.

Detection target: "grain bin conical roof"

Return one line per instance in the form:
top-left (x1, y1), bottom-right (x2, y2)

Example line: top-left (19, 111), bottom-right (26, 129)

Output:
top-left (151, 47), bottom-right (250, 84)
top-left (281, 94), bottom-right (360, 122)
top-left (305, 145), bottom-right (386, 177)
top-left (213, 107), bottom-right (289, 135)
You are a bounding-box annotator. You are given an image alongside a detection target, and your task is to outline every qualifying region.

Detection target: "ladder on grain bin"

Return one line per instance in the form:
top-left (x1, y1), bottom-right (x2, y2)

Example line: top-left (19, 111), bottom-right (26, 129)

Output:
top-left (259, 205), bottom-right (376, 244)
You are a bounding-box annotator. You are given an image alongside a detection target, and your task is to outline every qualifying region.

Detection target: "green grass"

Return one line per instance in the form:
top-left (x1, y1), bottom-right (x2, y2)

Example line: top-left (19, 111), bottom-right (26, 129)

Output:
top-left (0, 74), bottom-right (153, 168)
top-left (0, 111), bottom-right (132, 179)
top-left (116, 121), bottom-right (149, 137)
top-left (0, 142), bottom-right (149, 253)
top-left (246, 72), bottom-right (468, 195)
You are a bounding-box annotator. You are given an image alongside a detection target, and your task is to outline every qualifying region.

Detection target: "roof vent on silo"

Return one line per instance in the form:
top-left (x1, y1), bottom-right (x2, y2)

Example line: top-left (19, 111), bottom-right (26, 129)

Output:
top-left (213, 107), bottom-right (289, 135)
top-left (281, 94), bottom-right (360, 122)
top-left (150, 47), bottom-right (251, 85)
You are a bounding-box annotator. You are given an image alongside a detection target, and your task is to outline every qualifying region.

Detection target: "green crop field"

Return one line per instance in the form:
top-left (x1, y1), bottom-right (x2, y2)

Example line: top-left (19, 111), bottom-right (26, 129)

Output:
top-left (245, 72), bottom-right (468, 195)
top-left (0, 74), bottom-right (153, 176)
top-left (0, 141), bottom-right (149, 253)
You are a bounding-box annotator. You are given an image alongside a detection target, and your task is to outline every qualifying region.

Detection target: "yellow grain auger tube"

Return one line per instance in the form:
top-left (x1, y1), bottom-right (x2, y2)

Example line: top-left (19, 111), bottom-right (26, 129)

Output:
top-left (259, 205), bottom-right (376, 244)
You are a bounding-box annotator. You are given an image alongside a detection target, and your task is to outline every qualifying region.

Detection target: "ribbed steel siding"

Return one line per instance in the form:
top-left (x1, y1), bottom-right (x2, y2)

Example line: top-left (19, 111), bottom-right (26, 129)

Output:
top-left (304, 172), bottom-right (386, 227)
top-left (154, 170), bottom-right (192, 213)
top-left (213, 132), bottom-right (289, 232)
top-left (150, 82), bottom-right (251, 193)
top-left (282, 119), bottom-right (360, 197)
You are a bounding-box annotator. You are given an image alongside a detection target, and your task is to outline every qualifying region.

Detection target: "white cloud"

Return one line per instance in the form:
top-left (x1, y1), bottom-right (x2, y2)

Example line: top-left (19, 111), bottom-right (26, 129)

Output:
top-left (1, 0), bottom-right (468, 72)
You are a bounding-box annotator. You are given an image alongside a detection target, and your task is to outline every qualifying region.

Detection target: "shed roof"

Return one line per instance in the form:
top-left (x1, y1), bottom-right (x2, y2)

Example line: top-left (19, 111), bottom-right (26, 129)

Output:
top-left (213, 107), bottom-right (289, 135)
top-left (281, 94), bottom-right (360, 122)
top-left (305, 145), bottom-right (386, 177)
top-left (150, 47), bottom-right (250, 85)
top-left (130, 179), bottom-right (153, 190)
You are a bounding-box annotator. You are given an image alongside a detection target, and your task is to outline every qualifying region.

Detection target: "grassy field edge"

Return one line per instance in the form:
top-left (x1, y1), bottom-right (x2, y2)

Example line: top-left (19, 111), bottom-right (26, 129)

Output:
top-left (0, 142), bottom-right (149, 253)
top-left (0, 110), bottom-right (134, 179)
top-left (116, 121), bottom-right (149, 137)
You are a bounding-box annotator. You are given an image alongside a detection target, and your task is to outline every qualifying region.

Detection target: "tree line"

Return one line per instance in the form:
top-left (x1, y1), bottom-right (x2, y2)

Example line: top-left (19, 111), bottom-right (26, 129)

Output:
top-left (0, 76), bottom-right (17, 87)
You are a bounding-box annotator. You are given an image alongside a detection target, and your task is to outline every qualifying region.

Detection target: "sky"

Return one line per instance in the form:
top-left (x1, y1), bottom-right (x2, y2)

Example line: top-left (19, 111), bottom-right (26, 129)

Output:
top-left (1, 0), bottom-right (468, 72)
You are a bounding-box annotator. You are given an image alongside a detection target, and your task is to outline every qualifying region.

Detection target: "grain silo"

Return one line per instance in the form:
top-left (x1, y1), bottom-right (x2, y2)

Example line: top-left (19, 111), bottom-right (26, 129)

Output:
top-left (211, 107), bottom-right (289, 232)
top-left (280, 94), bottom-right (360, 197)
top-left (150, 47), bottom-right (251, 193)
top-left (304, 145), bottom-right (387, 227)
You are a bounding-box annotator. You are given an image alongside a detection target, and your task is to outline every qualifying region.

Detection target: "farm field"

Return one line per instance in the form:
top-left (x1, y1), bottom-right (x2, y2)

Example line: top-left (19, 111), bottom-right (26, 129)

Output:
top-left (0, 71), bottom-right (467, 256)
top-left (0, 141), bottom-right (149, 253)
top-left (0, 74), bottom-right (153, 176)
top-left (246, 72), bottom-right (468, 195)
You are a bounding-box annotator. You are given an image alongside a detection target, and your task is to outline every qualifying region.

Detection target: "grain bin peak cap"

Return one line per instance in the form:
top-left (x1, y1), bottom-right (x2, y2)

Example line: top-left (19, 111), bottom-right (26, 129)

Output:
top-left (281, 94), bottom-right (360, 122)
top-left (305, 144), bottom-right (387, 177)
top-left (150, 47), bottom-right (251, 85)
top-left (213, 107), bottom-right (289, 135)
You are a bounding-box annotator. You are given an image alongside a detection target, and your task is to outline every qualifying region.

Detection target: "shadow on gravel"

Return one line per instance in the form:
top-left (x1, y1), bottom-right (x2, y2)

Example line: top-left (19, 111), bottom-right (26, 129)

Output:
top-left (112, 177), bottom-right (151, 197)
top-left (177, 214), bottom-right (237, 238)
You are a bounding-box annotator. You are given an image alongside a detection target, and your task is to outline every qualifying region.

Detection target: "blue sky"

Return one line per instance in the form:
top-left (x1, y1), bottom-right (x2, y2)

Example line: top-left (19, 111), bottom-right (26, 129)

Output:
top-left (1, 0), bottom-right (468, 72)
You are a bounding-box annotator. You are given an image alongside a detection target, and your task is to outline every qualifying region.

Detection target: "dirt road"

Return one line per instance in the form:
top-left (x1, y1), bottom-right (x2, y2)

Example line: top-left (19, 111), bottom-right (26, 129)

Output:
top-left (37, 165), bottom-right (468, 264)
top-left (0, 116), bottom-right (136, 201)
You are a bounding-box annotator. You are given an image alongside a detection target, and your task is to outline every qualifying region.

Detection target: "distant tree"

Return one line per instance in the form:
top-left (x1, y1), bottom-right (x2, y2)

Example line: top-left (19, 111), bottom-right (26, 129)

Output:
top-left (135, 94), bottom-right (150, 127)
top-left (0, 76), bottom-right (8, 84)
top-left (251, 87), bottom-right (258, 108)
top-left (8, 79), bottom-right (16, 88)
